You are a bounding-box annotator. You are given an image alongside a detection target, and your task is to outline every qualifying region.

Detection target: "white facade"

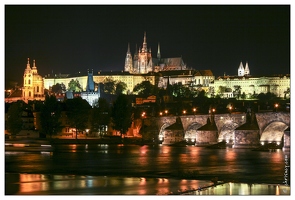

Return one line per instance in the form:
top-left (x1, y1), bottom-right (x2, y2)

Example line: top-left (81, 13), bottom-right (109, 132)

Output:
top-left (210, 75), bottom-right (290, 98)
top-left (44, 72), bottom-right (156, 95)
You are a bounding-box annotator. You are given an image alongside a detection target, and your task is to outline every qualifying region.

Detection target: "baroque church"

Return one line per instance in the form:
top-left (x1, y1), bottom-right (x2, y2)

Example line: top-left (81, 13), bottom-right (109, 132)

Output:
top-left (124, 32), bottom-right (187, 74)
top-left (22, 58), bottom-right (44, 102)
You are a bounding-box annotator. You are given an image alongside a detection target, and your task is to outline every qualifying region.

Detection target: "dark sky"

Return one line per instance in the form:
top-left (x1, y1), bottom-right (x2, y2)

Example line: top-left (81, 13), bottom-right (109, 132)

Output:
top-left (5, 5), bottom-right (290, 87)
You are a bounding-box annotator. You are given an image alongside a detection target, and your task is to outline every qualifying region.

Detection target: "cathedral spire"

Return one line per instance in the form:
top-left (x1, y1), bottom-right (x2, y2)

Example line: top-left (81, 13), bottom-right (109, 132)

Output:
top-left (142, 32), bottom-right (147, 52)
top-left (124, 43), bottom-right (133, 72)
top-left (244, 61), bottom-right (250, 75)
top-left (127, 43), bottom-right (130, 53)
top-left (157, 43), bottom-right (161, 60)
top-left (238, 61), bottom-right (244, 76)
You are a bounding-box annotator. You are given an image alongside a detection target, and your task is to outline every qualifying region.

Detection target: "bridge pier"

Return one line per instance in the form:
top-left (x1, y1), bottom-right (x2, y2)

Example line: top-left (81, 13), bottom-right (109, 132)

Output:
top-left (283, 127), bottom-right (290, 152)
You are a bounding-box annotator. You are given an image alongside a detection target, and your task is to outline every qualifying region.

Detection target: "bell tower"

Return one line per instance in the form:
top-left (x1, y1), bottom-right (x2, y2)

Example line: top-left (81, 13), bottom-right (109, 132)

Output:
top-left (22, 58), bottom-right (44, 102)
top-left (23, 58), bottom-right (34, 102)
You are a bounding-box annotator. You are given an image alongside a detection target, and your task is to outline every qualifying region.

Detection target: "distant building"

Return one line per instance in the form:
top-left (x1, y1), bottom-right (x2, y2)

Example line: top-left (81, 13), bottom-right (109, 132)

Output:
top-left (44, 71), bottom-right (156, 96)
top-left (5, 58), bottom-right (45, 103)
top-left (209, 62), bottom-right (290, 98)
top-left (80, 70), bottom-right (100, 107)
top-left (157, 69), bottom-right (214, 90)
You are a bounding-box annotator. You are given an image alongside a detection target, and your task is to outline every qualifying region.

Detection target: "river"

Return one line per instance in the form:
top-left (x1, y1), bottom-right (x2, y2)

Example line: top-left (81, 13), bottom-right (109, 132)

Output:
top-left (5, 144), bottom-right (291, 195)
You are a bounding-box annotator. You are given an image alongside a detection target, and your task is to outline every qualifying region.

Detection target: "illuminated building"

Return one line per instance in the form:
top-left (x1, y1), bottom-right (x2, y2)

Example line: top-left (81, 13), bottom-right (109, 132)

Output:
top-left (22, 58), bottom-right (45, 102)
top-left (124, 32), bottom-right (187, 74)
top-left (209, 62), bottom-right (290, 99)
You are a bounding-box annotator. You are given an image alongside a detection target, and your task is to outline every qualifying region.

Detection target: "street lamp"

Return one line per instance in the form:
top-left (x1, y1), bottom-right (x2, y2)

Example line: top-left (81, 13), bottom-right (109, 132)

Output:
top-left (165, 110), bottom-right (168, 115)
top-left (183, 110), bottom-right (186, 115)
top-left (142, 112), bottom-right (146, 118)
top-left (160, 112), bottom-right (163, 116)
top-left (229, 106), bottom-right (232, 114)
top-left (193, 108), bottom-right (196, 115)
top-left (275, 103), bottom-right (279, 112)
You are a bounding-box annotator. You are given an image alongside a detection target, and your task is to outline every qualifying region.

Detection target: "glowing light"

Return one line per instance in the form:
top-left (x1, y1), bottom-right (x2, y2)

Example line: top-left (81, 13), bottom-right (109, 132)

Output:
top-left (13, 143), bottom-right (26, 147)
top-left (142, 112), bottom-right (146, 117)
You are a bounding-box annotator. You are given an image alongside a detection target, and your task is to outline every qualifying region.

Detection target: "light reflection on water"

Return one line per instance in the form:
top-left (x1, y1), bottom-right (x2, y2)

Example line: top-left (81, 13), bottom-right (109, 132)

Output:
top-left (6, 173), bottom-right (290, 195)
top-left (6, 173), bottom-right (214, 195)
top-left (5, 144), bottom-right (290, 195)
top-left (186, 182), bottom-right (290, 195)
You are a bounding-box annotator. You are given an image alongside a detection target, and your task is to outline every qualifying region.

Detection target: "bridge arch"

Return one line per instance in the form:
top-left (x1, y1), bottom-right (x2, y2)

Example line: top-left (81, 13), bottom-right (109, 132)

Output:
top-left (158, 122), bottom-right (172, 142)
top-left (218, 119), bottom-right (239, 143)
top-left (184, 122), bottom-right (202, 142)
top-left (260, 121), bottom-right (288, 144)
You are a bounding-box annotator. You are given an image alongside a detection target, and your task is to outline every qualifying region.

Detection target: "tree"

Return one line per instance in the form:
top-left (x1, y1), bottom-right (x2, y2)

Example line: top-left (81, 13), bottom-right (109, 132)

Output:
top-left (111, 94), bottom-right (133, 137)
top-left (133, 81), bottom-right (158, 97)
top-left (68, 79), bottom-right (82, 92)
top-left (115, 81), bottom-right (127, 95)
top-left (284, 87), bottom-right (290, 99)
top-left (103, 77), bottom-right (116, 94)
top-left (66, 97), bottom-right (91, 139)
top-left (233, 85), bottom-right (242, 99)
top-left (217, 86), bottom-right (226, 97)
top-left (40, 95), bottom-right (62, 139)
top-left (51, 83), bottom-right (66, 94)
top-left (91, 98), bottom-right (111, 137)
top-left (6, 101), bottom-right (23, 138)
top-left (171, 83), bottom-right (194, 98)
top-left (241, 92), bottom-right (247, 100)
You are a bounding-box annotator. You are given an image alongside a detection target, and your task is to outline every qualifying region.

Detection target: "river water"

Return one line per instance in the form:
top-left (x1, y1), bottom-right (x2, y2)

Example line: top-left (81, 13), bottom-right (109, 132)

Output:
top-left (5, 144), bottom-right (291, 195)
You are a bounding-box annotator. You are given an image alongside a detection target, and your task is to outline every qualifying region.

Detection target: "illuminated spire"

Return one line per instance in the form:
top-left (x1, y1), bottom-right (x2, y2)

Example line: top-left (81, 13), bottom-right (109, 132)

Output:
top-left (127, 43), bottom-right (130, 53)
top-left (142, 32), bottom-right (147, 52)
top-left (244, 61), bottom-right (250, 75)
top-left (157, 43), bottom-right (161, 60)
top-left (238, 61), bottom-right (244, 76)
top-left (32, 59), bottom-right (37, 69)
top-left (26, 58), bottom-right (31, 69)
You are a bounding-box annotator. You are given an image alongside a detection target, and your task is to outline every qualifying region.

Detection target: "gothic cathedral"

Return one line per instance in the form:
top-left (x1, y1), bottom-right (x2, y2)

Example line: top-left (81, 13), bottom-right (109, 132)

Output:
top-left (124, 32), bottom-right (153, 74)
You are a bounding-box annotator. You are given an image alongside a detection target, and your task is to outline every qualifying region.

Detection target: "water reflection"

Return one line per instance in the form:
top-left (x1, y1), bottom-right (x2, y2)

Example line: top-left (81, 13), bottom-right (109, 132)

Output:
top-left (6, 173), bottom-right (290, 195)
top-left (6, 173), bottom-right (214, 195)
top-left (5, 144), bottom-right (290, 195)
top-left (186, 182), bottom-right (290, 195)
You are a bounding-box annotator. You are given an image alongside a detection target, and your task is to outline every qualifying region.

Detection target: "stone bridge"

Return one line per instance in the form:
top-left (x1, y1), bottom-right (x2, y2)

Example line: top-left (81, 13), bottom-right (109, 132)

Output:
top-left (145, 112), bottom-right (290, 149)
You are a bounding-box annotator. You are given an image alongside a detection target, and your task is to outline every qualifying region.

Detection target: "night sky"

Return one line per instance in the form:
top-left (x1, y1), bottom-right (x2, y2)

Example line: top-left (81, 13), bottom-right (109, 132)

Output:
top-left (4, 5), bottom-right (290, 88)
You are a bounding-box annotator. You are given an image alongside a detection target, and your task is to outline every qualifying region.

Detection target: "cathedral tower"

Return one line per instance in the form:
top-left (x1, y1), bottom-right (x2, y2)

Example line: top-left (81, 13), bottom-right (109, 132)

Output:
top-left (238, 61), bottom-right (245, 76)
top-left (244, 61), bottom-right (250, 75)
top-left (136, 32), bottom-right (153, 74)
top-left (124, 43), bottom-right (133, 72)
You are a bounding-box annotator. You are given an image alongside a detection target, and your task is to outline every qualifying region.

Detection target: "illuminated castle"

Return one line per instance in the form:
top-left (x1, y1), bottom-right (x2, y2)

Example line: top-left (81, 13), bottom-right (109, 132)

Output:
top-left (124, 32), bottom-right (187, 74)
